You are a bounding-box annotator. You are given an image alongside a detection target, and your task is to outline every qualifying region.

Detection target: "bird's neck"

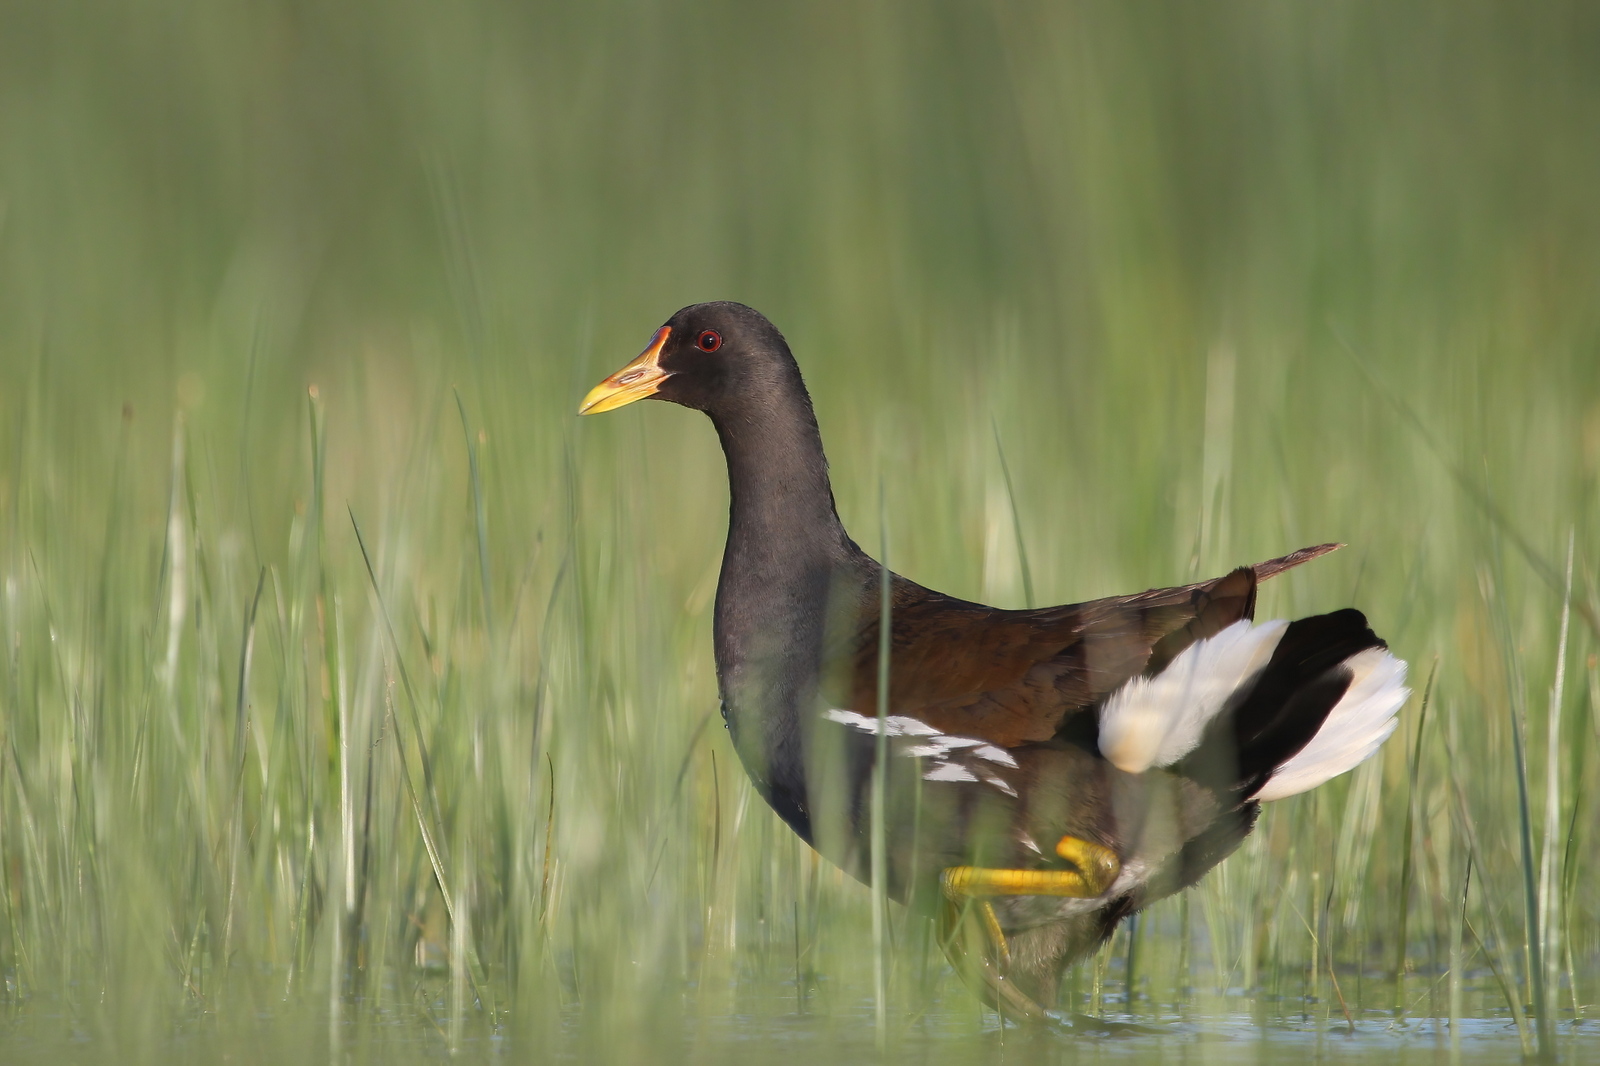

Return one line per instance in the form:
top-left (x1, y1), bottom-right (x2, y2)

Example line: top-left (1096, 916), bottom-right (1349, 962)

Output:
top-left (706, 384), bottom-right (864, 839)
top-left (712, 394), bottom-right (853, 568)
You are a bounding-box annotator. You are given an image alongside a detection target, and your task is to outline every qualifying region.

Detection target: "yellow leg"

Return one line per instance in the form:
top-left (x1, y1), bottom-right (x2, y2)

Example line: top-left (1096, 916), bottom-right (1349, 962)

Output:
top-left (942, 834), bottom-right (1121, 900)
top-left (935, 835), bottom-right (1121, 1024)
top-left (937, 893), bottom-right (1047, 1022)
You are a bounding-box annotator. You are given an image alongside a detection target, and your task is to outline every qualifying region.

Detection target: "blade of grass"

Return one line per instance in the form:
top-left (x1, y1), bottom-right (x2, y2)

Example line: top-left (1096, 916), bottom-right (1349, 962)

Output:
top-left (221, 568), bottom-right (266, 976)
top-left (455, 390), bottom-right (494, 643)
top-left (1504, 600), bottom-right (1554, 1058)
top-left (991, 420), bottom-right (1035, 609)
top-left (1538, 531), bottom-right (1574, 1020)
top-left (349, 507), bottom-right (449, 865)
top-left (350, 507), bottom-right (493, 1006)
top-left (1449, 776), bottom-right (1533, 1054)
top-left (1393, 661), bottom-right (1436, 1012)
top-left (871, 481), bottom-right (892, 1048)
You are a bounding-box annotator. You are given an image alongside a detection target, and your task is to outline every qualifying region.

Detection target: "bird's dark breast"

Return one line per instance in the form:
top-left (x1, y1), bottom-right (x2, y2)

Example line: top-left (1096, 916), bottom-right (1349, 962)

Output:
top-left (712, 553), bottom-right (858, 849)
top-left (716, 669), bottom-right (819, 846)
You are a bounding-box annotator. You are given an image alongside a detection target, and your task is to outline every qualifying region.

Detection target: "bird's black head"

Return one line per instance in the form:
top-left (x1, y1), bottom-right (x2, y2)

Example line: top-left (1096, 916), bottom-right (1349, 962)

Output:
top-left (579, 302), bottom-right (800, 418)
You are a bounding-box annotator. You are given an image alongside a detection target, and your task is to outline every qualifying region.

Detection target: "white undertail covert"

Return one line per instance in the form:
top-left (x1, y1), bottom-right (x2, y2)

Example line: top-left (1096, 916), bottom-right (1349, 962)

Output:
top-left (1096, 619), bottom-right (1408, 796)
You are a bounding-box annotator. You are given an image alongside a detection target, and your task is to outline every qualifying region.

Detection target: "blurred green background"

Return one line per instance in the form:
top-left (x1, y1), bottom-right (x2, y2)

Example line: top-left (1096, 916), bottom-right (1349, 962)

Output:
top-left (1, 1), bottom-right (1598, 1062)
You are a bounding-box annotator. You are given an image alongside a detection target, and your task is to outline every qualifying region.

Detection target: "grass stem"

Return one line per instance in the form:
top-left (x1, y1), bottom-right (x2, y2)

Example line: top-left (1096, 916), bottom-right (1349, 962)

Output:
top-left (871, 482), bottom-right (892, 1049)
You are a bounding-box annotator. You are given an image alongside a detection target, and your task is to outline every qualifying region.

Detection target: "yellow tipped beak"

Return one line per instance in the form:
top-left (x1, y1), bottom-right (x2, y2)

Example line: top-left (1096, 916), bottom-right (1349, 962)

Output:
top-left (579, 326), bottom-right (672, 415)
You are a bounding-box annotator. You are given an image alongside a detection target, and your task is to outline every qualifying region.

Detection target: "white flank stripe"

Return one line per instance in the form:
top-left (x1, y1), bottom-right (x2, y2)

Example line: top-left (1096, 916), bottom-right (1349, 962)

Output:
top-left (1255, 648), bottom-right (1408, 801)
top-left (823, 708), bottom-right (1020, 795)
top-left (971, 744), bottom-right (1019, 768)
top-left (979, 772), bottom-right (1018, 797)
top-left (923, 762), bottom-right (978, 783)
top-left (822, 709), bottom-right (940, 736)
top-left (1098, 619), bottom-right (1289, 773)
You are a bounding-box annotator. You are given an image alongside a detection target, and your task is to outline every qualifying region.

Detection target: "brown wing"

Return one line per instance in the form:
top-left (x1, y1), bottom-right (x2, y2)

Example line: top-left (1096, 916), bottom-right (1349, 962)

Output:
top-left (846, 543), bottom-right (1341, 748)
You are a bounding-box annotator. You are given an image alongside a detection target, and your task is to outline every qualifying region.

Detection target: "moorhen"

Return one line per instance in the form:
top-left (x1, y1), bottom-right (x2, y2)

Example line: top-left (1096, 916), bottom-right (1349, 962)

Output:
top-left (580, 302), bottom-right (1408, 1021)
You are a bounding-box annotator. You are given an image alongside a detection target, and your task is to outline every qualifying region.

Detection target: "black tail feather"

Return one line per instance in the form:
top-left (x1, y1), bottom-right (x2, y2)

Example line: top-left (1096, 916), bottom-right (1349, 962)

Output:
top-left (1182, 608), bottom-right (1385, 798)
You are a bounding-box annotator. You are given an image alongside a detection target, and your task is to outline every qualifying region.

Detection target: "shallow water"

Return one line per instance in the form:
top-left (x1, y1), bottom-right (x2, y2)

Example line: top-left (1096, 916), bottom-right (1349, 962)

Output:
top-left (5, 1012), bottom-right (1593, 1065)
top-left (4, 978), bottom-right (1595, 1064)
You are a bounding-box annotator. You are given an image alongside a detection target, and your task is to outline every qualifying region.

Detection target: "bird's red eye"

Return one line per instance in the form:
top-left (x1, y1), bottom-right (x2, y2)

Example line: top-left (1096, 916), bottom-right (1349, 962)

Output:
top-left (697, 330), bottom-right (722, 352)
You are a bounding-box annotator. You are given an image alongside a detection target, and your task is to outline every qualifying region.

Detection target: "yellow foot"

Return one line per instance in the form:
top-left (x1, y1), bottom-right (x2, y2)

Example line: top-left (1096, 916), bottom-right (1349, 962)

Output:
top-left (935, 835), bottom-right (1121, 1023)
top-left (937, 894), bottom-right (1047, 1022)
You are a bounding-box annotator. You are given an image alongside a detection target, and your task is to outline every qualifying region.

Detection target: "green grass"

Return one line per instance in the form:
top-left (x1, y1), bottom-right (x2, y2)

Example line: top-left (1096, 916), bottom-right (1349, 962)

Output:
top-left (1, 1), bottom-right (1599, 1061)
